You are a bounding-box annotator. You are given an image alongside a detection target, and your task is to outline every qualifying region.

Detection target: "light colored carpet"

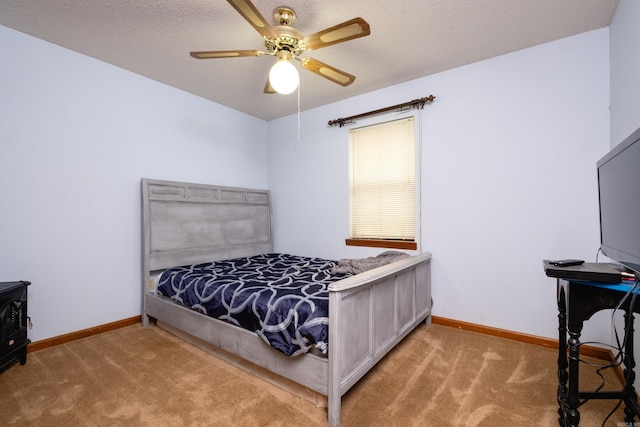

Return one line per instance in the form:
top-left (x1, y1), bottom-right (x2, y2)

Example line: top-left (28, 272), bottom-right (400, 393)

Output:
top-left (0, 323), bottom-right (629, 426)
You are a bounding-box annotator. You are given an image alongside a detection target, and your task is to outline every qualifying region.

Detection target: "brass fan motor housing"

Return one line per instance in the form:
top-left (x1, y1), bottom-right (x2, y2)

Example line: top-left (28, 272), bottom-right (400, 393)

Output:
top-left (265, 25), bottom-right (306, 56)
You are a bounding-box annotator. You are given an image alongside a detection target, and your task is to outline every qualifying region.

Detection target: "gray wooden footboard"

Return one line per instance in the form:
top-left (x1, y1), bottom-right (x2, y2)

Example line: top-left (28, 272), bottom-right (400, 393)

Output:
top-left (141, 178), bottom-right (432, 426)
top-left (327, 253), bottom-right (431, 425)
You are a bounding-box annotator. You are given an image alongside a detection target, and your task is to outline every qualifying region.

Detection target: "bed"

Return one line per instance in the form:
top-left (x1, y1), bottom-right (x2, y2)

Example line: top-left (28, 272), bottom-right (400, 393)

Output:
top-left (141, 178), bottom-right (432, 425)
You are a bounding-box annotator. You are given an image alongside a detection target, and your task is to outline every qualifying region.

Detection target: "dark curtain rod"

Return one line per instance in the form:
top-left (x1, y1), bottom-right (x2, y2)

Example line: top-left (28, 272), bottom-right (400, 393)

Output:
top-left (328, 94), bottom-right (436, 127)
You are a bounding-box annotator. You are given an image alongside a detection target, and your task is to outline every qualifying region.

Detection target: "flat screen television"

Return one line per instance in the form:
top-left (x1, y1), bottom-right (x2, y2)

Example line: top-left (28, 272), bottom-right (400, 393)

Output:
top-left (597, 126), bottom-right (640, 275)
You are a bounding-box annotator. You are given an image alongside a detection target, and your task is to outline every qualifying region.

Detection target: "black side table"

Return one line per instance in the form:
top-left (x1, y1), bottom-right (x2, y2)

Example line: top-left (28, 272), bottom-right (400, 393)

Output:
top-left (0, 281), bottom-right (31, 371)
top-left (556, 278), bottom-right (640, 426)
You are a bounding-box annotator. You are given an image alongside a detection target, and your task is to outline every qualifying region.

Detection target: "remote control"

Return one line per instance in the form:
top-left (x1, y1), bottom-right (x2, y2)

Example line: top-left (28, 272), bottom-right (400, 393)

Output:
top-left (550, 259), bottom-right (585, 267)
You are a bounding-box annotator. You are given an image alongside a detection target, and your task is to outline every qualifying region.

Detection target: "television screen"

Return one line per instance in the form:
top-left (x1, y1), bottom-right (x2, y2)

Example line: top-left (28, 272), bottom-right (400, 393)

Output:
top-left (597, 126), bottom-right (640, 274)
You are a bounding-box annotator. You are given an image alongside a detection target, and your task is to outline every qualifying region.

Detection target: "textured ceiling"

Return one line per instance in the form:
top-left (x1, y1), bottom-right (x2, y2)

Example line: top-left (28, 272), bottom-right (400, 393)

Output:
top-left (0, 0), bottom-right (619, 121)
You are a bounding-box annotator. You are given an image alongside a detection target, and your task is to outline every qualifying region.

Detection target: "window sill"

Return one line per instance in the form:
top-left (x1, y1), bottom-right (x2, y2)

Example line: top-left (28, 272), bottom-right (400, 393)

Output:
top-left (345, 238), bottom-right (417, 250)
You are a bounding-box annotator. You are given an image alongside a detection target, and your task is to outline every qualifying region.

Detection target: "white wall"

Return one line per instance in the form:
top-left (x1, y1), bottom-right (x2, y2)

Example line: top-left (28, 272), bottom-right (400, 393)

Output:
top-left (268, 29), bottom-right (611, 343)
top-left (608, 0), bottom-right (640, 390)
top-left (0, 19), bottom-right (620, 348)
top-left (0, 25), bottom-right (269, 342)
top-left (610, 0), bottom-right (640, 145)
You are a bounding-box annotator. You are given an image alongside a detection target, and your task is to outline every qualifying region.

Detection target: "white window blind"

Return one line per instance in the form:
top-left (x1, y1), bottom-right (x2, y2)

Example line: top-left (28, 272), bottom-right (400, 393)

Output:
top-left (349, 117), bottom-right (415, 241)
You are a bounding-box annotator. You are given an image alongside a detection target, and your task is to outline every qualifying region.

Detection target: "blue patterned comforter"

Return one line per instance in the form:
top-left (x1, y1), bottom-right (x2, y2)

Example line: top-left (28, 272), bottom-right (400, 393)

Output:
top-left (157, 253), bottom-right (351, 356)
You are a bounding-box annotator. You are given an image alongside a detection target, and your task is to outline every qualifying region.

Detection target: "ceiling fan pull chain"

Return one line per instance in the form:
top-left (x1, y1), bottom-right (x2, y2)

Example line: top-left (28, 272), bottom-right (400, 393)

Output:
top-left (297, 82), bottom-right (301, 138)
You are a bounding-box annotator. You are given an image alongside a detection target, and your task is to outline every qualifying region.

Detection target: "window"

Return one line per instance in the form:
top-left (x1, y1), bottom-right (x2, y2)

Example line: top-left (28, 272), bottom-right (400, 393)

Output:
top-left (348, 116), bottom-right (416, 250)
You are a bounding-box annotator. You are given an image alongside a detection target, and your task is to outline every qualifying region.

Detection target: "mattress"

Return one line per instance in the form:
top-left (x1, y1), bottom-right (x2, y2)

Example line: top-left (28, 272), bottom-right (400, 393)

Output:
top-left (157, 253), bottom-right (352, 356)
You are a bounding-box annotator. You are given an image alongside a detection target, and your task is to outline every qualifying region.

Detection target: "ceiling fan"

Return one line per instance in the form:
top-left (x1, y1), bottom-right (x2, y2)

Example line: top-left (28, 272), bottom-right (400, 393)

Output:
top-left (190, 0), bottom-right (371, 95)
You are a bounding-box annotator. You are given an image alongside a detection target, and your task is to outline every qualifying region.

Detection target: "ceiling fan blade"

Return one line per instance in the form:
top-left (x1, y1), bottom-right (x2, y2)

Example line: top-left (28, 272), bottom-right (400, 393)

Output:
top-left (303, 18), bottom-right (371, 51)
top-left (227, 0), bottom-right (278, 40)
top-left (190, 50), bottom-right (263, 59)
top-left (300, 58), bottom-right (356, 87)
top-left (264, 78), bottom-right (276, 94)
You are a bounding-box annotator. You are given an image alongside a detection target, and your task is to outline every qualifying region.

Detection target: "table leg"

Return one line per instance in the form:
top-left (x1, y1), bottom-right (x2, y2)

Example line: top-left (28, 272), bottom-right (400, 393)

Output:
top-left (566, 328), bottom-right (582, 427)
top-left (623, 309), bottom-right (639, 422)
top-left (557, 283), bottom-right (568, 427)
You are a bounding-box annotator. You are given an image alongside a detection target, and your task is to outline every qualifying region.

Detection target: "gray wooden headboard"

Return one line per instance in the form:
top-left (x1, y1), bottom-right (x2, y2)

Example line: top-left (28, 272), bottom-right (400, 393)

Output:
top-left (141, 178), bottom-right (273, 290)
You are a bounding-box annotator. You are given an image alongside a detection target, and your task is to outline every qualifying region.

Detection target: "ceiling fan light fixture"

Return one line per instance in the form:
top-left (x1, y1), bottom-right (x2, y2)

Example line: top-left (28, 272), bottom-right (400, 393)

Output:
top-left (269, 53), bottom-right (299, 95)
top-left (190, 1), bottom-right (371, 96)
